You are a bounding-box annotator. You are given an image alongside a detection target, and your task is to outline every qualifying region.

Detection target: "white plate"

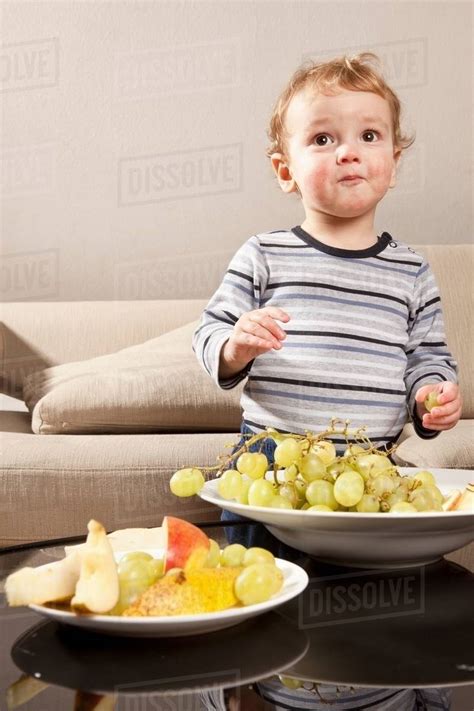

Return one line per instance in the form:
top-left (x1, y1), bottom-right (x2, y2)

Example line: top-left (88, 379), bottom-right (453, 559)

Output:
top-left (29, 556), bottom-right (308, 637)
top-left (199, 468), bottom-right (474, 568)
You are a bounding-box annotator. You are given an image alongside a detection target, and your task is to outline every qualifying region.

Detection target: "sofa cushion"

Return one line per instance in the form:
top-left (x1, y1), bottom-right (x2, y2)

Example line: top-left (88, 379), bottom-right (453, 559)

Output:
top-left (0, 430), bottom-right (233, 546)
top-left (393, 421), bottom-right (474, 469)
top-left (23, 321), bottom-right (243, 434)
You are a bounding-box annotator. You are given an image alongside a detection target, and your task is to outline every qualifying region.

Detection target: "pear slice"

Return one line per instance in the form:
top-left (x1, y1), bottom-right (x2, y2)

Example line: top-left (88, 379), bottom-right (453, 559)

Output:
top-left (442, 490), bottom-right (462, 511)
top-left (5, 550), bottom-right (81, 606)
top-left (71, 520), bottom-right (119, 614)
top-left (455, 483), bottom-right (474, 512)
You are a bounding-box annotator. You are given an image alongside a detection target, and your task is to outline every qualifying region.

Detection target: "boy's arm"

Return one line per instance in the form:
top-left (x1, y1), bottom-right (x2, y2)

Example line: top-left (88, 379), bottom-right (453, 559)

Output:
top-left (192, 237), bottom-right (269, 389)
top-left (404, 260), bottom-right (458, 439)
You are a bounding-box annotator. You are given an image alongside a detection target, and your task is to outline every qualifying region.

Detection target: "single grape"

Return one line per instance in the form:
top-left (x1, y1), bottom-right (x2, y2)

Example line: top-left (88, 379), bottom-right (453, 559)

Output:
top-left (147, 558), bottom-right (164, 581)
top-left (118, 558), bottom-right (155, 586)
top-left (333, 471), bottom-right (365, 507)
top-left (328, 461), bottom-right (358, 482)
top-left (294, 478), bottom-right (308, 500)
top-left (390, 501), bottom-right (418, 513)
top-left (234, 563), bottom-right (283, 605)
top-left (354, 454), bottom-right (392, 480)
top-left (385, 490), bottom-right (408, 509)
top-left (248, 479), bottom-right (276, 507)
top-left (305, 479), bottom-right (338, 509)
top-left (274, 438), bottom-right (303, 467)
top-left (278, 483), bottom-right (299, 508)
top-left (369, 474), bottom-right (396, 499)
top-left (170, 468), bottom-right (205, 497)
top-left (206, 539), bottom-right (221, 568)
top-left (409, 487), bottom-right (438, 511)
top-left (396, 476), bottom-right (416, 494)
top-left (237, 477), bottom-right (252, 505)
top-left (356, 494), bottom-right (380, 512)
top-left (298, 452), bottom-right (326, 482)
top-left (119, 551), bottom-right (154, 565)
top-left (414, 470), bottom-right (436, 488)
top-left (307, 504), bottom-right (333, 512)
top-left (270, 495), bottom-right (293, 509)
top-left (218, 469), bottom-right (243, 500)
top-left (221, 543), bottom-right (246, 567)
top-left (243, 547), bottom-right (275, 566)
top-left (424, 391), bottom-right (440, 412)
top-left (236, 452), bottom-right (268, 480)
top-left (284, 464), bottom-right (298, 482)
top-left (108, 583), bottom-right (139, 615)
top-left (424, 484), bottom-right (444, 506)
top-left (310, 440), bottom-right (337, 466)
top-left (343, 443), bottom-right (366, 458)
top-left (392, 475), bottom-right (405, 490)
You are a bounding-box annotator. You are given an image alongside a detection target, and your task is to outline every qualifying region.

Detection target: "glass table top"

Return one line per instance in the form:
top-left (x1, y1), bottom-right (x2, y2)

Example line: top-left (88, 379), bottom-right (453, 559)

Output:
top-left (1, 523), bottom-right (473, 710)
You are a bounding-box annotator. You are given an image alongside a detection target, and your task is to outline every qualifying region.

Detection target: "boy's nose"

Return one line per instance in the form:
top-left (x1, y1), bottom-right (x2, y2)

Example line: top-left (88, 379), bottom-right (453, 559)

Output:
top-left (335, 143), bottom-right (360, 163)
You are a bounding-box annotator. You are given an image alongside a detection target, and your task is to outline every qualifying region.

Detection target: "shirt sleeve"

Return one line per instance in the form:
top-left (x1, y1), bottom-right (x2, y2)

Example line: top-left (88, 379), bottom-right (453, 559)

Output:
top-left (404, 260), bottom-right (458, 439)
top-left (192, 236), bottom-right (269, 389)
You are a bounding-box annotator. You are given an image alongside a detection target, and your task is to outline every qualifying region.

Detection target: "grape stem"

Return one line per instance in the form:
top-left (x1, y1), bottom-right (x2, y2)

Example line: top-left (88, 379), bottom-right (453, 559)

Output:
top-left (185, 419), bottom-right (398, 479)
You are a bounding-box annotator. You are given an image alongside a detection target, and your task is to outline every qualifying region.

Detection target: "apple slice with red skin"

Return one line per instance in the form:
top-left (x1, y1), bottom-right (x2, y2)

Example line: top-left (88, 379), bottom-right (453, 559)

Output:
top-left (163, 516), bottom-right (210, 572)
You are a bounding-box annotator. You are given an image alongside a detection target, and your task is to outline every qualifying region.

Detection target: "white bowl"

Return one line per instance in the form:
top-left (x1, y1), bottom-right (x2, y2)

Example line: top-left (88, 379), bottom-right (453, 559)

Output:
top-left (199, 468), bottom-right (474, 568)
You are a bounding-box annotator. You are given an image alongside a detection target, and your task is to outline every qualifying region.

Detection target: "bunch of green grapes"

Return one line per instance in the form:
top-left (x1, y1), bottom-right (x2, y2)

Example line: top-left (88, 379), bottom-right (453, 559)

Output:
top-left (170, 423), bottom-right (446, 515)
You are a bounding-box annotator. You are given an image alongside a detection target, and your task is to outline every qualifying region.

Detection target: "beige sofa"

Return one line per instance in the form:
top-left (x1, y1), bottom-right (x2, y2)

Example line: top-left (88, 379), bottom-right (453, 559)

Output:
top-left (1, 245), bottom-right (473, 547)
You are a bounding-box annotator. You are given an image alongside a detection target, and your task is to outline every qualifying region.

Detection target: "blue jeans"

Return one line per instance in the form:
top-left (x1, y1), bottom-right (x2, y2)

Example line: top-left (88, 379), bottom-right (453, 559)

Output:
top-left (221, 424), bottom-right (302, 561)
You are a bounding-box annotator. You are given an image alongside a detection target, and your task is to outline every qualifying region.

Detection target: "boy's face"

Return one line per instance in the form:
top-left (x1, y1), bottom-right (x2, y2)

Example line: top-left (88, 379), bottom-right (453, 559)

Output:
top-left (271, 88), bottom-right (401, 222)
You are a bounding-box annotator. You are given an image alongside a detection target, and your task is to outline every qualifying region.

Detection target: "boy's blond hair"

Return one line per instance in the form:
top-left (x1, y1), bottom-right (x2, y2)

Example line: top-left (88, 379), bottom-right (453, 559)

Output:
top-left (267, 52), bottom-right (415, 159)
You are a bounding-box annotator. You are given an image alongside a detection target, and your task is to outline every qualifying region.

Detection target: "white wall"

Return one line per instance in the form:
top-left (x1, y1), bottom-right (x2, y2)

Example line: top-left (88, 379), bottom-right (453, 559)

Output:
top-left (1, 0), bottom-right (472, 302)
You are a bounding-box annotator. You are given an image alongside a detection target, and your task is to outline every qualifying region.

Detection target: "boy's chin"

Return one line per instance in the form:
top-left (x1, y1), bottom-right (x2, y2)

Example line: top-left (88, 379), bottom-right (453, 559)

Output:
top-left (307, 205), bottom-right (378, 221)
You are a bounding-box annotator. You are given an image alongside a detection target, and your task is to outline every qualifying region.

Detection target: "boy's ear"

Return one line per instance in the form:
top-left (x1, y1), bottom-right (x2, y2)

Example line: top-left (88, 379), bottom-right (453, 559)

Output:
top-left (389, 147), bottom-right (402, 188)
top-left (270, 153), bottom-right (298, 193)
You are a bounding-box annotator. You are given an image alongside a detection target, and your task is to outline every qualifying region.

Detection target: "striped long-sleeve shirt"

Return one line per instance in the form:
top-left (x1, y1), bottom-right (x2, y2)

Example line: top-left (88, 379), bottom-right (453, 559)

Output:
top-left (192, 227), bottom-right (457, 452)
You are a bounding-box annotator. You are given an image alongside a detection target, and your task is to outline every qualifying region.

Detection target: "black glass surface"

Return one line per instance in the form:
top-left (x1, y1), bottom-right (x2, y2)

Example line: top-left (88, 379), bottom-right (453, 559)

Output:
top-left (1, 523), bottom-right (473, 710)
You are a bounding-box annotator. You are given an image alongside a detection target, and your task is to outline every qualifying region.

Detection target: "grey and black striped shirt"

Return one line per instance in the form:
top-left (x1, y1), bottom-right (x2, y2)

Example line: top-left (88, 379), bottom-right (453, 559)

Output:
top-left (192, 227), bottom-right (457, 452)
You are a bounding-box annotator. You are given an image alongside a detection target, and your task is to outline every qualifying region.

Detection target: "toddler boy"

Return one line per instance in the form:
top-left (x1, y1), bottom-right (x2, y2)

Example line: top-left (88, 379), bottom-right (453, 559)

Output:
top-left (193, 52), bottom-right (461, 456)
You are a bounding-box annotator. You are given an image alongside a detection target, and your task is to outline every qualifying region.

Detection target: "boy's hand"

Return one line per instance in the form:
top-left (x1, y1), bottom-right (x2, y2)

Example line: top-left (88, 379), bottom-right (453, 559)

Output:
top-left (414, 381), bottom-right (462, 431)
top-left (219, 307), bottom-right (290, 379)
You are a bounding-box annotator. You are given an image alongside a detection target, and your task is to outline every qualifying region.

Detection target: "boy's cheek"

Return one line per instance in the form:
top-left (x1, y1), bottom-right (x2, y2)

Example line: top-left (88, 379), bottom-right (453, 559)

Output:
top-left (306, 167), bottom-right (332, 195)
top-left (368, 157), bottom-right (394, 183)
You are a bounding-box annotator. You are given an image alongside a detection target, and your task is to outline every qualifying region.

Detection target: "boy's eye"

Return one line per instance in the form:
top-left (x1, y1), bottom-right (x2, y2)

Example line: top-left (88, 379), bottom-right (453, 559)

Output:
top-left (362, 130), bottom-right (379, 142)
top-left (314, 134), bottom-right (333, 146)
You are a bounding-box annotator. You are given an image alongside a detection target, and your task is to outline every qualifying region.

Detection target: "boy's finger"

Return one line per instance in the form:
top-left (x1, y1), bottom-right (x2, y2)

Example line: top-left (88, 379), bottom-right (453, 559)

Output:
top-left (261, 307), bottom-right (290, 322)
top-left (241, 320), bottom-right (282, 348)
top-left (414, 384), bottom-right (436, 402)
top-left (429, 400), bottom-right (460, 418)
top-left (250, 314), bottom-right (287, 340)
top-left (236, 332), bottom-right (275, 351)
top-left (438, 381), bottom-right (459, 404)
top-left (423, 406), bottom-right (462, 427)
top-left (422, 416), bottom-right (460, 431)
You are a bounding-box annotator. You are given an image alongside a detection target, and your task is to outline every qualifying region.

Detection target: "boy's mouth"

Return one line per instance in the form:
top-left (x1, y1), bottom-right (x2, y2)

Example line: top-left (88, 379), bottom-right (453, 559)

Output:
top-left (339, 174), bottom-right (363, 182)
